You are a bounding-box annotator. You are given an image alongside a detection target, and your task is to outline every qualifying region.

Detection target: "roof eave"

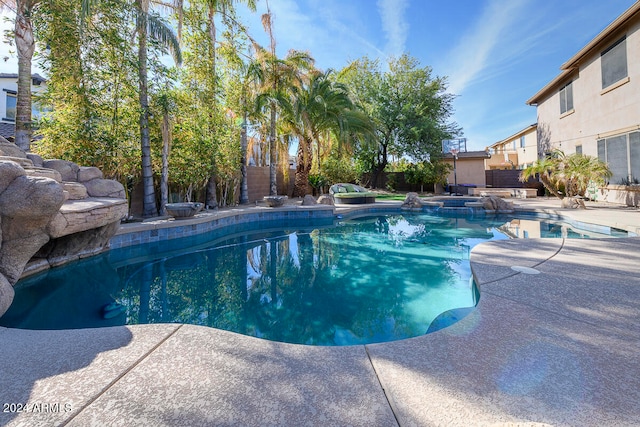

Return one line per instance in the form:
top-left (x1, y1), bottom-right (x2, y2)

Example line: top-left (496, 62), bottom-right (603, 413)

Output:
top-left (490, 124), bottom-right (538, 148)
top-left (560, 2), bottom-right (640, 70)
top-left (527, 2), bottom-right (640, 106)
top-left (526, 70), bottom-right (574, 106)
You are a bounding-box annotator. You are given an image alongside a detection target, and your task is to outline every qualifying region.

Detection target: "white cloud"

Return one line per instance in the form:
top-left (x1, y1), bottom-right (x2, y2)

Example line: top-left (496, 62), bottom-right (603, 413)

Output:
top-left (444, 0), bottom-right (531, 95)
top-left (239, 0), bottom-right (385, 70)
top-left (377, 0), bottom-right (409, 56)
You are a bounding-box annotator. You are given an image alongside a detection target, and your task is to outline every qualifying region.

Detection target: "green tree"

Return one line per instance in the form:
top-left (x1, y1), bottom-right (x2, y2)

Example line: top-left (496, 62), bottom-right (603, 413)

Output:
top-left (35, 0), bottom-right (140, 183)
top-left (219, 34), bottom-right (262, 204)
top-left (404, 160), bottom-right (452, 193)
top-left (338, 54), bottom-right (459, 187)
top-left (320, 153), bottom-right (357, 185)
top-left (195, 0), bottom-right (257, 208)
top-left (404, 162), bottom-right (430, 193)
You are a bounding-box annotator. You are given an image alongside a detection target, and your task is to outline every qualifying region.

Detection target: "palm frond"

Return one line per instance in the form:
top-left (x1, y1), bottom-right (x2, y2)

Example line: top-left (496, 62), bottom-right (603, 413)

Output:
top-left (135, 7), bottom-right (182, 65)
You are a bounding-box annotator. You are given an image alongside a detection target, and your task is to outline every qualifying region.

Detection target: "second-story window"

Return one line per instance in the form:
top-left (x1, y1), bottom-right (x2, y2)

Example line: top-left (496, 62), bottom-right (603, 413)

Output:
top-left (601, 36), bottom-right (627, 89)
top-left (559, 81), bottom-right (573, 114)
top-left (520, 135), bottom-right (525, 148)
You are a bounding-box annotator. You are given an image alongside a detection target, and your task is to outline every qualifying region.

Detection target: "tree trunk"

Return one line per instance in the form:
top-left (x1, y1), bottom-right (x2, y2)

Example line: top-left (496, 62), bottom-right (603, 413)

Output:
top-left (370, 141), bottom-right (388, 189)
top-left (269, 103), bottom-right (277, 195)
top-left (138, 1), bottom-right (157, 217)
top-left (292, 137), bottom-right (312, 197)
top-left (540, 174), bottom-right (564, 199)
top-left (160, 111), bottom-right (170, 215)
top-left (205, 6), bottom-right (218, 209)
top-left (14, 2), bottom-right (36, 151)
top-left (370, 163), bottom-right (386, 189)
top-left (239, 110), bottom-right (249, 204)
top-left (206, 175), bottom-right (218, 208)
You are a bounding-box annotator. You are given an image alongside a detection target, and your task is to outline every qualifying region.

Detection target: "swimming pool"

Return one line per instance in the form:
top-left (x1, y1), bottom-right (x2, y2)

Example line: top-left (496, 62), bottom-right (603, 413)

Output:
top-left (0, 212), bottom-right (627, 345)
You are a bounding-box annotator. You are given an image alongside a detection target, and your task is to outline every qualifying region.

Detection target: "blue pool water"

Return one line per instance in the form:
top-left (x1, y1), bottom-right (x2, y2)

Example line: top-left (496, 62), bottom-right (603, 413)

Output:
top-left (0, 213), bottom-right (627, 345)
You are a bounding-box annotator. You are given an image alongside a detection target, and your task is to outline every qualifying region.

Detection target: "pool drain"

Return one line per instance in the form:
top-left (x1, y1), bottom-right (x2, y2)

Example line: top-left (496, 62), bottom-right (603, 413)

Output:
top-left (511, 265), bottom-right (541, 275)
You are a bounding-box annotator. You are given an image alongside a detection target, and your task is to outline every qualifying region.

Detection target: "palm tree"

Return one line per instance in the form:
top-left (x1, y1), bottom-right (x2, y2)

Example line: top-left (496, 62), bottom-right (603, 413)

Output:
top-left (235, 59), bottom-right (263, 204)
top-left (521, 150), bottom-right (611, 199)
top-left (197, 0), bottom-right (256, 209)
top-left (252, 47), bottom-right (313, 195)
top-left (82, 0), bottom-right (181, 217)
top-left (520, 154), bottom-right (563, 199)
top-left (155, 88), bottom-right (176, 215)
top-left (563, 152), bottom-right (612, 197)
top-left (282, 70), bottom-right (374, 197)
top-left (251, 6), bottom-right (314, 196)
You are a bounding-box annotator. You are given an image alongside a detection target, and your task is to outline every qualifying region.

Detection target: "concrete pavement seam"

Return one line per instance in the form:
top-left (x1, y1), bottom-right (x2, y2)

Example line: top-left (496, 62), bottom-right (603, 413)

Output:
top-left (364, 345), bottom-right (401, 427)
top-left (59, 324), bottom-right (184, 426)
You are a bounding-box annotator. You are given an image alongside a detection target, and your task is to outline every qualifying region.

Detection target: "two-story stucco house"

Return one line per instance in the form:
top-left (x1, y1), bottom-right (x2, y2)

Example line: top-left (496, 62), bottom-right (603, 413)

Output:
top-left (0, 72), bottom-right (47, 140)
top-left (526, 2), bottom-right (639, 186)
top-left (486, 124), bottom-right (538, 170)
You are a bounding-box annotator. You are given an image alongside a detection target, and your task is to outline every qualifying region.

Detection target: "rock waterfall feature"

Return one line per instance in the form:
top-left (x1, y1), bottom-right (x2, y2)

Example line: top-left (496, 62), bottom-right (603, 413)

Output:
top-left (0, 138), bottom-right (128, 318)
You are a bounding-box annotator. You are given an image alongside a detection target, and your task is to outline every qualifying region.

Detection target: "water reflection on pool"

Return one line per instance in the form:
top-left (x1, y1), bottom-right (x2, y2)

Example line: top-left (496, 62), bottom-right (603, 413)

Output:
top-left (0, 213), bottom-right (626, 345)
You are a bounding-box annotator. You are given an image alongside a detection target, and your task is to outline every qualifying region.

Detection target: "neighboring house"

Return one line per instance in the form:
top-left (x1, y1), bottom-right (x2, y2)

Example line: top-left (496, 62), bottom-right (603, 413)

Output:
top-left (526, 2), bottom-right (640, 185)
top-left (0, 72), bottom-right (47, 140)
top-left (486, 124), bottom-right (538, 170)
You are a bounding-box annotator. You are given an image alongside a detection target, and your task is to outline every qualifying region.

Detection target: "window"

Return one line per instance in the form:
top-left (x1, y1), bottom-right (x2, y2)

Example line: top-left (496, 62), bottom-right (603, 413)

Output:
top-left (4, 90), bottom-right (16, 121)
top-left (597, 131), bottom-right (640, 184)
top-left (575, 145), bottom-right (582, 155)
top-left (601, 37), bottom-right (627, 89)
top-left (559, 81), bottom-right (573, 114)
top-left (520, 136), bottom-right (525, 148)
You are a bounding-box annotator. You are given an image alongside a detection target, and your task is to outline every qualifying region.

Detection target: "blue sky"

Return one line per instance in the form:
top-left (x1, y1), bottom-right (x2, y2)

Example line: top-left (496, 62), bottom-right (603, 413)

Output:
top-left (0, 0), bottom-right (636, 151)
top-left (236, 0), bottom-right (637, 151)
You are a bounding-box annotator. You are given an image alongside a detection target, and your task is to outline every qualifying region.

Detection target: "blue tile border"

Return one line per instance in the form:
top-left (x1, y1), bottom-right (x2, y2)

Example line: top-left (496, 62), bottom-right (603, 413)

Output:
top-left (109, 208), bottom-right (335, 251)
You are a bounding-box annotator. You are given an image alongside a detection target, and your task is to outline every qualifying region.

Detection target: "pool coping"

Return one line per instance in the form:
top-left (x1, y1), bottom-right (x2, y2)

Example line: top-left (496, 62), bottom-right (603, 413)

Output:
top-left (1, 198), bottom-right (639, 426)
top-left (110, 199), bottom-right (640, 251)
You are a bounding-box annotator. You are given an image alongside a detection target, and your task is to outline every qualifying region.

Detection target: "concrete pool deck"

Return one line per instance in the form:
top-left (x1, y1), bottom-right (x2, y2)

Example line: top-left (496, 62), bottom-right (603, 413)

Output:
top-left (1, 198), bottom-right (639, 426)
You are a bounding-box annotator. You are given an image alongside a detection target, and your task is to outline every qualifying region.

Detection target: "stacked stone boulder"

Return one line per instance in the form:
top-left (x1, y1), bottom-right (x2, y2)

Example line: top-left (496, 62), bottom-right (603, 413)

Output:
top-left (480, 195), bottom-right (515, 213)
top-left (561, 196), bottom-right (586, 209)
top-left (301, 194), bottom-right (336, 206)
top-left (317, 194), bottom-right (335, 206)
top-left (0, 137), bottom-right (128, 318)
top-left (401, 192), bottom-right (424, 209)
top-left (301, 195), bottom-right (317, 206)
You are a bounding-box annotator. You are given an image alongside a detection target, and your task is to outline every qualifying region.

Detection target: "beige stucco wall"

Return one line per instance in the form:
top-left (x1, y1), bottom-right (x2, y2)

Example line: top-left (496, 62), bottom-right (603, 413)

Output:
top-left (517, 129), bottom-right (539, 166)
top-left (444, 158), bottom-right (487, 187)
top-left (535, 17), bottom-right (640, 158)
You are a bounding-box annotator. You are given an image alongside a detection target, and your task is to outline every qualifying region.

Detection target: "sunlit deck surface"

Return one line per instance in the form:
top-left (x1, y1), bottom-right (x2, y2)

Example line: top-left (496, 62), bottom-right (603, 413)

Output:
top-left (2, 198), bottom-right (639, 426)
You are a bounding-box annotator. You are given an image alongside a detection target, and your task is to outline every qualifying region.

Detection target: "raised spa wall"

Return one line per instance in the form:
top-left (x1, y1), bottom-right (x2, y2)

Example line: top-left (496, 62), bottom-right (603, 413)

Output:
top-left (0, 138), bottom-right (128, 317)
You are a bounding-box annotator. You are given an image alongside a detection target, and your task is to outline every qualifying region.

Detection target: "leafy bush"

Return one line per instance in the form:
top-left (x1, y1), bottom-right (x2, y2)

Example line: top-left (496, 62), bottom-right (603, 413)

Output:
top-left (321, 157), bottom-right (357, 185)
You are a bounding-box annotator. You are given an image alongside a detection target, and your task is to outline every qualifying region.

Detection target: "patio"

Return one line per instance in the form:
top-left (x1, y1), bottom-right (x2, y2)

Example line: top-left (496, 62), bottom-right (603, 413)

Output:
top-left (1, 198), bottom-right (639, 426)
